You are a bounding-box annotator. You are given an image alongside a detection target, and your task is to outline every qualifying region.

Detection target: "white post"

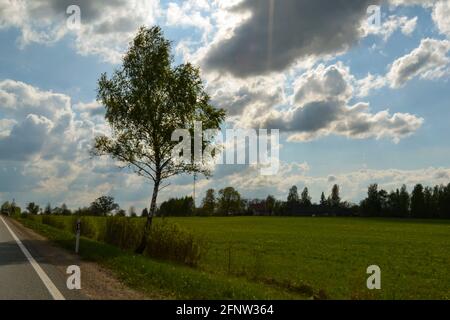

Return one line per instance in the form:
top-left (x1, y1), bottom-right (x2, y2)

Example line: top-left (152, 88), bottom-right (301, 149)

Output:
top-left (75, 219), bottom-right (81, 254)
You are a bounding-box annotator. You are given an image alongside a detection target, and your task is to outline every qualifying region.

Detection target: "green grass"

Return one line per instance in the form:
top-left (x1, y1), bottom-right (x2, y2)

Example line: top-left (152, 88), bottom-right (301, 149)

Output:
top-left (15, 217), bottom-right (305, 300)
top-left (17, 215), bottom-right (450, 299)
top-left (169, 217), bottom-right (450, 300)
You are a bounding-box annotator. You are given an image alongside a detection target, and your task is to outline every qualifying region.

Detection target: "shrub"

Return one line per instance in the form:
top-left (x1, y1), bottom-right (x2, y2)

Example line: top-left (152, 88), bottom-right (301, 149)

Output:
top-left (145, 220), bottom-right (204, 267)
top-left (42, 215), bottom-right (66, 230)
top-left (21, 213), bottom-right (42, 222)
top-left (19, 214), bottom-right (205, 268)
top-left (103, 216), bottom-right (143, 250)
top-left (158, 197), bottom-right (195, 217)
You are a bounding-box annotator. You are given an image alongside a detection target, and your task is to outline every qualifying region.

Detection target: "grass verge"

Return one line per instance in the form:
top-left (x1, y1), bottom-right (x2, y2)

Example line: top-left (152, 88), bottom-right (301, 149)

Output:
top-left (15, 217), bottom-right (306, 300)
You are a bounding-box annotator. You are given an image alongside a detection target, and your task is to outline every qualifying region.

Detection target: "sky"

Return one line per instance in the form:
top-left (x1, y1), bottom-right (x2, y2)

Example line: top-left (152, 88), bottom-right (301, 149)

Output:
top-left (0, 0), bottom-right (450, 211)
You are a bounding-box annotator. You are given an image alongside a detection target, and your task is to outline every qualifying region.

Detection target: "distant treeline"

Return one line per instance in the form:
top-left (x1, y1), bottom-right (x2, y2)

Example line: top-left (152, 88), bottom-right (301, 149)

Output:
top-left (159, 183), bottom-right (450, 219)
top-left (2, 183), bottom-right (450, 219)
top-left (0, 196), bottom-right (134, 218)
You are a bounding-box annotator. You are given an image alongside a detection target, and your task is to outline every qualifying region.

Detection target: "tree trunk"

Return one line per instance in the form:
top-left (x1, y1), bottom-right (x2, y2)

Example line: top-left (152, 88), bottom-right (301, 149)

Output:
top-left (135, 178), bottom-right (160, 254)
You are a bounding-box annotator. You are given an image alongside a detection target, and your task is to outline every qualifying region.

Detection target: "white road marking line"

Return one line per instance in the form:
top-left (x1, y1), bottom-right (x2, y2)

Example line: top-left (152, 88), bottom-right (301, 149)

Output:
top-left (0, 216), bottom-right (65, 300)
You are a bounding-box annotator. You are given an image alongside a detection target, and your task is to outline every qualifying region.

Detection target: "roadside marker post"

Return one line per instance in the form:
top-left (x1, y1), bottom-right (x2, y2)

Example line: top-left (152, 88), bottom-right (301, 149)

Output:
top-left (75, 219), bottom-right (81, 254)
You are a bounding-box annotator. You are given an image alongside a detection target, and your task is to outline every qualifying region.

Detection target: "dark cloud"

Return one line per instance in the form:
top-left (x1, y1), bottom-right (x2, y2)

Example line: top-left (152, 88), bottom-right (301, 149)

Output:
top-left (294, 66), bottom-right (351, 104)
top-left (260, 99), bottom-right (344, 138)
top-left (0, 114), bottom-right (52, 161)
top-left (252, 63), bottom-right (423, 142)
top-left (288, 100), bottom-right (342, 132)
top-left (0, 0), bottom-right (159, 63)
top-left (211, 83), bottom-right (283, 116)
top-left (93, 16), bottom-right (138, 34)
top-left (204, 0), bottom-right (381, 77)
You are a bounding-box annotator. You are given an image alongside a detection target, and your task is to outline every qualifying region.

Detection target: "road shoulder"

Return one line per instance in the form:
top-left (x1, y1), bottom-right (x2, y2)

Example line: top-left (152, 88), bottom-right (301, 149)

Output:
top-left (7, 217), bottom-right (148, 300)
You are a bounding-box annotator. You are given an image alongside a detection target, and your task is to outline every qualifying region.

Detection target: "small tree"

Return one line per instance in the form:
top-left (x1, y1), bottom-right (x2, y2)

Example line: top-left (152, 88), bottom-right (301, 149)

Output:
top-left (92, 26), bottom-right (225, 252)
top-left (90, 196), bottom-right (119, 216)
top-left (378, 189), bottom-right (389, 216)
top-left (44, 203), bottom-right (52, 215)
top-left (423, 187), bottom-right (435, 218)
top-left (329, 184), bottom-right (341, 208)
top-left (320, 192), bottom-right (327, 207)
top-left (432, 185), bottom-right (441, 218)
top-left (398, 184), bottom-right (410, 217)
top-left (300, 187), bottom-right (312, 207)
top-left (265, 195), bottom-right (276, 215)
top-left (365, 184), bottom-right (381, 216)
top-left (202, 189), bottom-right (216, 216)
top-left (26, 202), bottom-right (40, 215)
top-left (387, 189), bottom-right (400, 217)
top-left (411, 184), bottom-right (425, 218)
top-left (61, 203), bottom-right (71, 216)
top-left (116, 209), bottom-right (126, 217)
top-left (287, 186), bottom-right (299, 204)
top-left (218, 187), bottom-right (242, 216)
top-left (141, 208), bottom-right (149, 218)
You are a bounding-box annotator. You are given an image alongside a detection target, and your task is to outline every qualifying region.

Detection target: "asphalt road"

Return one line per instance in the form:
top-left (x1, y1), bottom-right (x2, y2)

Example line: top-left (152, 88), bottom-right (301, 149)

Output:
top-left (0, 215), bottom-right (84, 300)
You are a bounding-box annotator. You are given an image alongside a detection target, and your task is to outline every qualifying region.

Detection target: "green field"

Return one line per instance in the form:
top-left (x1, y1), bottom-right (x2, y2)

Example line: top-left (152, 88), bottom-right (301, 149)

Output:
top-left (170, 217), bottom-right (450, 299)
top-left (17, 215), bottom-right (450, 299)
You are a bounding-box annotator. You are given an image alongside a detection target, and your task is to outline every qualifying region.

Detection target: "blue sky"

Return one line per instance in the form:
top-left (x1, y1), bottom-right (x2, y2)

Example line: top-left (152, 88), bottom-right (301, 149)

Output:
top-left (0, 0), bottom-right (450, 211)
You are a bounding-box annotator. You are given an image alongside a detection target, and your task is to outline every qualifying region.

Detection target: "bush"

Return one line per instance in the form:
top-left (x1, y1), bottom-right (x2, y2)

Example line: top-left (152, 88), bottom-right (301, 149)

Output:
top-left (19, 214), bottom-right (205, 268)
top-left (20, 213), bottom-right (29, 219)
top-left (158, 197), bottom-right (195, 217)
top-left (103, 216), bottom-right (143, 250)
top-left (42, 216), bottom-right (67, 229)
top-left (145, 220), bottom-right (204, 267)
